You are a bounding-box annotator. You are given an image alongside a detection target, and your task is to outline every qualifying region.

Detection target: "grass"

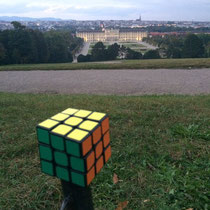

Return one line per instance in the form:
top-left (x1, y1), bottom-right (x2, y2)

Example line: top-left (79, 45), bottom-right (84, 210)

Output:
top-left (0, 58), bottom-right (210, 71)
top-left (87, 42), bottom-right (147, 56)
top-left (120, 43), bottom-right (149, 54)
top-left (89, 42), bottom-right (148, 55)
top-left (122, 43), bottom-right (146, 48)
top-left (90, 43), bottom-right (110, 49)
top-left (0, 92), bottom-right (209, 210)
top-left (132, 49), bottom-right (148, 53)
top-left (88, 49), bottom-right (92, 54)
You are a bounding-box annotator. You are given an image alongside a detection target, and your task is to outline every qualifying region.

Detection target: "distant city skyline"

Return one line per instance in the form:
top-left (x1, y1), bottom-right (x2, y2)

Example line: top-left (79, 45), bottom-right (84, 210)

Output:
top-left (0, 0), bottom-right (210, 21)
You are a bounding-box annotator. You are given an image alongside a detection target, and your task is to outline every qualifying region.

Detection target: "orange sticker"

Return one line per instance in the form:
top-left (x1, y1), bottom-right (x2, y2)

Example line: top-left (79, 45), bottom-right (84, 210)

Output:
top-left (102, 117), bottom-right (109, 134)
top-left (96, 155), bottom-right (104, 174)
top-left (103, 131), bottom-right (110, 148)
top-left (87, 166), bottom-right (95, 185)
top-left (95, 141), bottom-right (103, 159)
top-left (92, 126), bottom-right (102, 144)
top-left (82, 136), bottom-right (92, 156)
top-left (86, 151), bottom-right (95, 171)
top-left (104, 146), bottom-right (111, 163)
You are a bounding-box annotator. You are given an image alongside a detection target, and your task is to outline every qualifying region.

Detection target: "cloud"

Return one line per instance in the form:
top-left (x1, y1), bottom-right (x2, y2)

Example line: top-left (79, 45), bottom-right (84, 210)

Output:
top-left (0, 0), bottom-right (209, 20)
top-left (63, 6), bottom-right (139, 20)
top-left (0, 4), bottom-right (38, 14)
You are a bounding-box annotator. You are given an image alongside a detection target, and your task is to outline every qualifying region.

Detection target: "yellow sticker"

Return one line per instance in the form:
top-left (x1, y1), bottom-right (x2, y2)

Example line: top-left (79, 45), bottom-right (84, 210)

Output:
top-left (87, 112), bottom-right (106, 121)
top-left (38, 119), bottom-right (59, 129)
top-left (65, 117), bottom-right (83, 126)
top-left (79, 120), bottom-right (98, 131)
top-left (51, 113), bottom-right (69, 121)
top-left (67, 129), bottom-right (89, 141)
top-left (51, 124), bottom-right (73, 136)
top-left (74, 110), bottom-right (92, 118)
top-left (62, 108), bottom-right (79, 115)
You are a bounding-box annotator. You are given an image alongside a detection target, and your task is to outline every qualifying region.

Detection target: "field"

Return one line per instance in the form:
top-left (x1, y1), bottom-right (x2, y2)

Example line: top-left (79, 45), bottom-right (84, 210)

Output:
top-left (119, 42), bottom-right (148, 53)
top-left (88, 42), bottom-right (111, 54)
top-left (1, 58), bottom-right (210, 71)
top-left (88, 42), bottom-right (148, 55)
top-left (0, 92), bottom-right (209, 209)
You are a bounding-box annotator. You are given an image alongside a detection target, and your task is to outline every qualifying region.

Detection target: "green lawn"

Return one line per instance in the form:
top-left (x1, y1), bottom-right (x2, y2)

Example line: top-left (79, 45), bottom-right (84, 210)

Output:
top-left (0, 92), bottom-right (209, 209)
top-left (0, 58), bottom-right (210, 71)
top-left (88, 49), bottom-right (92, 54)
top-left (120, 43), bottom-right (148, 54)
top-left (122, 43), bottom-right (146, 48)
top-left (87, 42), bottom-right (147, 56)
top-left (132, 49), bottom-right (148, 53)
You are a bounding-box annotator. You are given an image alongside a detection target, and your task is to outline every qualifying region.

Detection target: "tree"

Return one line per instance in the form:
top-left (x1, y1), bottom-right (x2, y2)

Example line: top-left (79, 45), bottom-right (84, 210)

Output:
top-left (77, 54), bottom-right (91, 62)
top-left (0, 43), bottom-right (6, 64)
top-left (0, 24), bottom-right (80, 65)
top-left (8, 27), bottom-right (38, 64)
top-left (106, 43), bottom-right (120, 60)
top-left (206, 43), bottom-right (210, 58)
top-left (44, 31), bottom-right (73, 63)
top-left (171, 48), bottom-right (182, 58)
top-left (91, 42), bottom-right (106, 61)
top-left (119, 45), bottom-right (127, 59)
top-left (143, 50), bottom-right (161, 59)
top-left (198, 34), bottom-right (210, 46)
top-left (166, 46), bottom-right (182, 58)
top-left (11, 21), bottom-right (26, 30)
top-left (30, 30), bottom-right (49, 63)
top-left (183, 34), bottom-right (204, 58)
top-left (125, 48), bottom-right (142, 59)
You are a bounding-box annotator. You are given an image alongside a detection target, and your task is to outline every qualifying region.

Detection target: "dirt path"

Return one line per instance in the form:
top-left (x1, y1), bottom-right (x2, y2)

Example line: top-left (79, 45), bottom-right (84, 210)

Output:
top-left (0, 69), bottom-right (210, 95)
top-left (73, 42), bottom-right (91, 62)
top-left (139, 41), bottom-right (158, 50)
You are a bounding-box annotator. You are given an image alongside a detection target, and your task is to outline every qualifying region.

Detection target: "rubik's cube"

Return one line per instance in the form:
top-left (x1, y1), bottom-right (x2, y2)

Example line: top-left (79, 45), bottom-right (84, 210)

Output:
top-left (36, 108), bottom-right (111, 187)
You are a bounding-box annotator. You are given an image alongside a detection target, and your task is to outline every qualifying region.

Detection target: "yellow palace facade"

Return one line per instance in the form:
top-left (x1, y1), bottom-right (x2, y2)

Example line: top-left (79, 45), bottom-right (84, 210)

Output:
top-left (76, 29), bottom-right (148, 42)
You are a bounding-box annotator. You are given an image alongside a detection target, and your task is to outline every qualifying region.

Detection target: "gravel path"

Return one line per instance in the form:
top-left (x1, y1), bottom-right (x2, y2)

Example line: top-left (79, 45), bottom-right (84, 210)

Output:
top-left (0, 69), bottom-right (210, 95)
top-left (73, 42), bottom-right (91, 63)
top-left (76, 42), bottom-right (90, 57)
top-left (139, 41), bottom-right (158, 50)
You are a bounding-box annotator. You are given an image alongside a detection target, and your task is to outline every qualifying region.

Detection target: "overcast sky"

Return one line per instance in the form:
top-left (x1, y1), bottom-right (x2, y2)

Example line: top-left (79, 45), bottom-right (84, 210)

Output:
top-left (0, 0), bottom-right (210, 21)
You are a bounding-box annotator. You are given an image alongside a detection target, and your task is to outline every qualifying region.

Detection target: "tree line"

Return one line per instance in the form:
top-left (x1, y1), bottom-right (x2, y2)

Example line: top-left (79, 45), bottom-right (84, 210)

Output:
top-left (77, 42), bottom-right (160, 62)
top-left (143, 33), bottom-right (210, 58)
top-left (146, 26), bottom-right (210, 33)
top-left (0, 21), bottom-right (83, 65)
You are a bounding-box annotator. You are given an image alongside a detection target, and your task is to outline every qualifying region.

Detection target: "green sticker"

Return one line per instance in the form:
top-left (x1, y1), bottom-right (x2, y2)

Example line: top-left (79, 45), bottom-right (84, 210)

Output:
top-left (51, 134), bottom-right (64, 151)
top-left (70, 156), bottom-right (85, 172)
top-left (37, 128), bottom-right (50, 144)
top-left (39, 145), bottom-right (52, 161)
top-left (66, 140), bottom-right (81, 157)
top-left (41, 161), bottom-right (54, 176)
top-left (71, 171), bottom-right (85, 187)
top-left (56, 167), bottom-right (70, 181)
top-left (54, 151), bottom-right (68, 166)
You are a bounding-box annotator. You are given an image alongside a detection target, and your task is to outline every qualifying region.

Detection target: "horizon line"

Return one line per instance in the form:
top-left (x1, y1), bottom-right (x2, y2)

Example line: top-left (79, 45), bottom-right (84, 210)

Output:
top-left (0, 16), bottom-right (210, 23)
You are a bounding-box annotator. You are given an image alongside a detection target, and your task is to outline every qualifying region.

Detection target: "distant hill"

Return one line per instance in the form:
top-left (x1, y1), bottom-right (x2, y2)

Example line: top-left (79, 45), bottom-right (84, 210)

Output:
top-left (0, 16), bottom-right (64, 22)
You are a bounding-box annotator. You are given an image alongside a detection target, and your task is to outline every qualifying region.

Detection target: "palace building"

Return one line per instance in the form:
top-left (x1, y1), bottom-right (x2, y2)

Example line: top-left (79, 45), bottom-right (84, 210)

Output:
top-left (76, 29), bottom-right (148, 42)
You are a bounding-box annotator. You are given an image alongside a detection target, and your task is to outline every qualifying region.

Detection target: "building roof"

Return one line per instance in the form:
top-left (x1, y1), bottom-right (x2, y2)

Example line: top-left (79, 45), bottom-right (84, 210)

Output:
top-left (77, 28), bottom-right (147, 33)
top-left (76, 30), bottom-right (103, 33)
top-left (119, 28), bottom-right (146, 32)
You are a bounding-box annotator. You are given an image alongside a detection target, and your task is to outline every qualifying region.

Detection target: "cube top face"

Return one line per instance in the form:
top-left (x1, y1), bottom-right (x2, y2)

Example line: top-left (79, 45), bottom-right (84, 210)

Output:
top-left (62, 108), bottom-right (79, 115)
top-left (87, 112), bottom-right (106, 121)
top-left (67, 128), bottom-right (89, 142)
top-left (74, 110), bottom-right (92, 118)
top-left (51, 124), bottom-right (73, 136)
top-left (79, 120), bottom-right (99, 131)
top-left (51, 113), bottom-right (69, 121)
top-left (37, 107), bottom-right (111, 187)
top-left (38, 119), bottom-right (59, 129)
top-left (65, 117), bottom-right (83, 127)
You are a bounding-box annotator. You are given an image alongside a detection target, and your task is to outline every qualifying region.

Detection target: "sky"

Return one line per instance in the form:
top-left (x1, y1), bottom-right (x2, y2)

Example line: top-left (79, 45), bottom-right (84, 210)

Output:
top-left (0, 0), bottom-right (210, 21)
